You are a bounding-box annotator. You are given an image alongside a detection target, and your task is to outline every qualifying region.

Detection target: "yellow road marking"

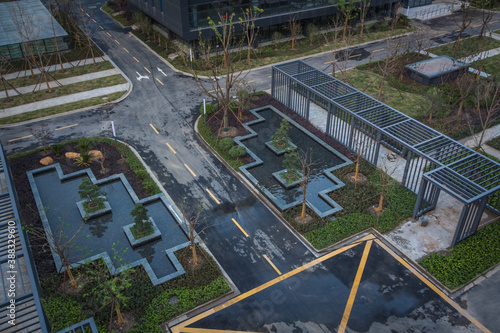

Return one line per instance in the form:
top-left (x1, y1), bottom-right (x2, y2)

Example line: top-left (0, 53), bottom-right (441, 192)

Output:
top-left (435, 33), bottom-right (445, 37)
top-left (231, 218), bottom-right (249, 237)
top-left (338, 240), bottom-right (372, 333)
top-left (166, 142), bottom-right (176, 154)
top-left (55, 124), bottom-right (78, 131)
top-left (99, 25), bottom-right (104, 29)
top-left (92, 19), bottom-right (97, 23)
top-left (114, 39), bottom-right (120, 45)
top-left (208, 88), bottom-right (221, 93)
top-left (372, 48), bottom-right (384, 53)
top-left (149, 124), bottom-right (159, 134)
top-left (170, 234), bottom-right (375, 333)
top-left (374, 239), bottom-right (491, 333)
top-left (8, 134), bottom-right (32, 142)
top-left (268, 75), bottom-right (272, 78)
top-left (144, 67), bottom-right (151, 73)
top-left (86, 13), bottom-right (89, 17)
top-left (123, 48), bottom-right (129, 53)
top-left (205, 189), bottom-right (220, 204)
top-left (489, 20), bottom-right (498, 24)
top-left (184, 164), bottom-right (196, 177)
top-left (80, 7), bottom-right (84, 11)
top-left (155, 77), bottom-right (164, 85)
top-left (247, 80), bottom-right (255, 83)
top-left (106, 32), bottom-right (111, 37)
top-left (471, 24), bottom-right (481, 28)
top-left (180, 329), bottom-right (258, 333)
top-left (455, 29), bottom-right (461, 32)
top-left (263, 254), bottom-right (282, 275)
top-left (349, 54), bottom-right (361, 58)
top-left (133, 57), bottom-right (140, 63)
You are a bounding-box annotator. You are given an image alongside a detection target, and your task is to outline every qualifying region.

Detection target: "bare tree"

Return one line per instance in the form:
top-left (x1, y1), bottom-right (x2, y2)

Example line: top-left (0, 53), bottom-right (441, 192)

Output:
top-left (453, 4), bottom-right (476, 53)
top-left (336, 0), bottom-right (359, 41)
top-left (298, 150), bottom-right (315, 221)
top-left (288, 14), bottom-right (302, 50)
top-left (478, 6), bottom-right (494, 39)
top-left (30, 123), bottom-right (54, 154)
top-left (239, 6), bottom-right (263, 63)
top-left (179, 12), bottom-right (247, 132)
top-left (374, 160), bottom-right (400, 215)
top-left (358, 0), bottom-right (371, 38)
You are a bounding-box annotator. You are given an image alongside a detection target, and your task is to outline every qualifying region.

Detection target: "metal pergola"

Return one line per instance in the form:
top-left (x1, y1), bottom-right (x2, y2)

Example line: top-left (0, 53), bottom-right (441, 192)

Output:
top-left (272, 60), bottom-right (500, 245)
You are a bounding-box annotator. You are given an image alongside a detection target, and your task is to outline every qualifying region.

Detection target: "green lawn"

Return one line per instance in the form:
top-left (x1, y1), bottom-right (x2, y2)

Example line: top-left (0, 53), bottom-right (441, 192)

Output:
top-left (5, 61), bottom-right (114, 89)
top-left (472, 53), bottom-right (500, 75)
top-left (487, 136), bottom-right (500, 150)
top-left (342, 68), bottom-right (428, 119)
top-left (0, 75), bottom-right (126, 107)
top-left (428, 36), bottom-right (500, 59)
top-left (0, 91), bottom-right (125, 125)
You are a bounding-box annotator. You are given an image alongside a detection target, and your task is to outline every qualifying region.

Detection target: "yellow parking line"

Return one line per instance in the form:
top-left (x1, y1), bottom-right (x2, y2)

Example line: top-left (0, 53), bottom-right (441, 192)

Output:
top-left (205, 189), bottom-right (220, 204)
top-left (106, 32), bottom-right (111, 37)
top-left (114, 39), bottom-right (120, 45)
top-left (123, 48), bottom-right (129, 53)
top-left (156, 78), bottom-right (164, 85)
top-left (55, 124), bottom-right (78, 131)
top-left (149, 124), bottom-right (159, 134)
top-left (263, 254), bottom-right (282, 275)
top-left (166, 142), bottom-right (176, 154)
top-left (8, 134), bottom-right (32, 142)
top-left (374, 239), bottom-right (491, 333)
top-left (373, 48), bottom-right (384, 53)
top-left (338, 240), bottom-right (372, 333)
top-left (231, 218), bottom-right (249, 237)
top-left (184, 164), bottom-right (196, 177)
top-left (133, 57), bottom-right (140, 63)
top-left (144, 67), bottom-right (151, 74)
top-left (170, 234), bottom-right (375, 333)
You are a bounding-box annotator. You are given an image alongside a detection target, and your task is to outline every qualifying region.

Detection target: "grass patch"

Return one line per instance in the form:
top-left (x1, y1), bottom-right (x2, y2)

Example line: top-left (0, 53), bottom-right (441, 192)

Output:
top-left (283, 162), bottom-right (416, 250)
top-left (472, 53), bottom-right (500, 75)
top-left (342, 68), bottom-right (428, 119)
top-left (428, 36), bottom-right (500, 59)
top-left (419, 220), bottom-right (500, 289)
top-left (102, 1), bottom-right (133, 26)
top-left (197, 121), bottom-right (244, 170)
top-left (131, 29), bottom-right (176, 58)
top-left (0, 75), bottom-right (126, 107)
top-left (487, 136), bottom-right (500, 150)
top-left (168, 23), bottom-right (415, 76)
top-left (5, 61), bottom-right (114, 89)
top-left (0, 91), bottom-right (125, 125)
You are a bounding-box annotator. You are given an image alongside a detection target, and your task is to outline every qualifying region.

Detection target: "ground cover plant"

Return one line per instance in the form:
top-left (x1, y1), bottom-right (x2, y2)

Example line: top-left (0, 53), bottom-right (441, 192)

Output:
top-left (428, 36), bottom-right (500, 59)
top-left (10, 138), bottom-right (228, 331)
top-left (487, 136), bottom-right (500, 150)
top-left (419, 219), bottom-right (500, 289)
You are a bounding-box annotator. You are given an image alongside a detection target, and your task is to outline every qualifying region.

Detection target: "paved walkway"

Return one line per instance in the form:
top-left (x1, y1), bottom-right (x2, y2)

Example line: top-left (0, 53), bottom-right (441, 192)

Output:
top-left (0, 84), bottom-right (129, 117)
top-left (0, 69), bottom-right (121, 99)
top-left (399, 0), bottom-right (462, 20)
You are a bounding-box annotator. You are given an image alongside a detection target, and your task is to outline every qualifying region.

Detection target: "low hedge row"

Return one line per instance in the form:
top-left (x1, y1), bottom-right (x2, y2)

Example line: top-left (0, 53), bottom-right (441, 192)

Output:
top-left (197, 121), bottom-right (244, 170)
top-left (419, 220), bottom-right (500, 289)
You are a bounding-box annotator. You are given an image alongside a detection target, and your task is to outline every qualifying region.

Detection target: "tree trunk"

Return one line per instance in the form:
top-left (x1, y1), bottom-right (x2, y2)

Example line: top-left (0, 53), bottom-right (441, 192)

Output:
top-left (454, 32), bottom-right (462, 53)
top-left (458, 100), bottom-right (463, 117)
top-left (247, 44), bottom-right (252, 63)
top-left (375, 194), bottom-right (384, 213)
top-left (223, 106), bottom-right (229, 131)
top-left (65, 263), bottom-right (78, 289)
top-left (331, 59), bottom-right (336, 77)
top-left (354, 159), bottom-right (360, 182)
top-left (360, 20), bottom-right (365, 38)
top-left (191, 244), bottom-right (198, 266)
top-left (116, 303), bottom-right (125, 326)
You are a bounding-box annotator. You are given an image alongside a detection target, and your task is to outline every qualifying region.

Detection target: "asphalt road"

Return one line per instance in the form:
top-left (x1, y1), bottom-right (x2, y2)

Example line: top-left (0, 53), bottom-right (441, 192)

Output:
top-left (1, 3), bottom-right (499, 332)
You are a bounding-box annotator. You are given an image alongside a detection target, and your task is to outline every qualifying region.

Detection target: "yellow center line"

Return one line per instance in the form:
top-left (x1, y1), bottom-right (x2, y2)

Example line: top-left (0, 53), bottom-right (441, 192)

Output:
top-left (55, 124), bottom-right (78, 131)
top-left (471, 24), bottom-right (481, 28)
top-left (170, 234), bottom-right (376, 333)
top-left (489, 20), bottom-right (498, 24)
top-left (374, 239), bottom-right (492, 333)
top-left (106, 32), bottom-right (111, 37)
top-left (149, 124), bottom-right (159, 134)
top-left (8, 134), bottom-right (33, 142)
top-left (99, 25), bottom-right (104, 30)
top-left (208, 88), bottom-right (221, 93)
top-left (80, 7), bottom-right (84, 11)
top-left (349, 54), bottom-right (361, 58)
top-left (268, 75), bottom-right (272, 78)
top-left (247, 80), bottom-right (255, 83)
top-left (231, 218), bottom-right (249, 237)
top-left (184, 164), bottom-right (196, 177)
top-left (435, 33), bottom-right (445, 37)
top-left (123, 47), bottom-right (129, 53)
top-left (338, 240), bottom-right (372, 333)
top-left (166, 142), bottom-right (176, 154)
top-left (86, 13), bottom-right (89, 17)
top-left (263, 254), bottom-right (282, 275)
top-left (133, 57), bottom-right (140, 63)
top-left (92, 19), bottom-right (97, 23)
top-left (372, 48), bottom-right (384, 53)
top-left (205, 189), bottom-right (220, 204)
top-left (455, 29), bottom-right (461, 32)
top-left (155, 77), bottom-right (164, 85)
top-left (144, 67), bottom-right (151, 74)
top-left (114, 39), bottom-right (120, 45)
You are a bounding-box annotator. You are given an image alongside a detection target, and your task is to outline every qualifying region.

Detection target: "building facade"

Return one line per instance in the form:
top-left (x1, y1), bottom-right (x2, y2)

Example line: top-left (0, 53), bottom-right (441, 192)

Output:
top-left (128, 0), bottom-right (401, 44)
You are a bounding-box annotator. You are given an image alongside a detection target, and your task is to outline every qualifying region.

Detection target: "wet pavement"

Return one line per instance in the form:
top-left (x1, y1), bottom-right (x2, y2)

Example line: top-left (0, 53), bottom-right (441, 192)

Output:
top-left (171, 234), bottom-right (488, 333)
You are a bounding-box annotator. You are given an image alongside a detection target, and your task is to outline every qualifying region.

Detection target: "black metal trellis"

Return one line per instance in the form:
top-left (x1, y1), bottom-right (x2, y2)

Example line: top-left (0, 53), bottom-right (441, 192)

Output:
top-left (272, 60), bottom-right (500, 245)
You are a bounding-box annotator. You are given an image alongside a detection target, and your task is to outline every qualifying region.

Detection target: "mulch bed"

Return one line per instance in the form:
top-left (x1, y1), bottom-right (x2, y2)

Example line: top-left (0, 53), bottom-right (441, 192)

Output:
top-left (9, 141), bottom-right (148, 279)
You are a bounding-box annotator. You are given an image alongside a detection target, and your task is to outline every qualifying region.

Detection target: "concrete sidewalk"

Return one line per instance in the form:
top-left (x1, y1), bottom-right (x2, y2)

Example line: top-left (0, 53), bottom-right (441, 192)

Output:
top-left (0, 69), bottom-right (121, 99)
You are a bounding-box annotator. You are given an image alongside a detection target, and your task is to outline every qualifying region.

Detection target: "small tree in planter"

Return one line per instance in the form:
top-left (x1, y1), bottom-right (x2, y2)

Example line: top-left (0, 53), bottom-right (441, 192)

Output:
top-left (271, 119), bottom-right (292, 150)
top-left (130, 203), bottom-right (153, 238)
top-left (78, 178), bottom-right (107, 214)
top-left (282, 150), bottom-right (301, 182)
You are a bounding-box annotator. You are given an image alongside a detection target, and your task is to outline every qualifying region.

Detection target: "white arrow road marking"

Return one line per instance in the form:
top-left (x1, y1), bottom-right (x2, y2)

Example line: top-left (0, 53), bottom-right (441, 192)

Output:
top-left (136, 71), bottom-right (149, 81)
top-left (157, 67), bottom-right (167, 76)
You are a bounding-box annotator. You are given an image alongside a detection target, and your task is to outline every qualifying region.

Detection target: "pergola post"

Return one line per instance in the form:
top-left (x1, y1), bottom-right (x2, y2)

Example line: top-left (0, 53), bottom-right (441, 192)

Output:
top-left (451, 196), bottom-right (488, 245)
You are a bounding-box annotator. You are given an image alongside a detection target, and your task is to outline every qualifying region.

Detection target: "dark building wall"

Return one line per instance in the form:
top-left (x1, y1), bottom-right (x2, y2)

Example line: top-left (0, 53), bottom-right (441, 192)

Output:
top-left (128, 0), bottom-right (399, 42)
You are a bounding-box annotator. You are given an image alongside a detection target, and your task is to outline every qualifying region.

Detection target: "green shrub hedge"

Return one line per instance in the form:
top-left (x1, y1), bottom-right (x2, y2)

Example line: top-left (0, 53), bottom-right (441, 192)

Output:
top-left (197, 121), bottom-right (244, 170)
top-left (419, 220), bottom-right (500, 289)
top-left (42, 296), bottom-right (87, 332)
